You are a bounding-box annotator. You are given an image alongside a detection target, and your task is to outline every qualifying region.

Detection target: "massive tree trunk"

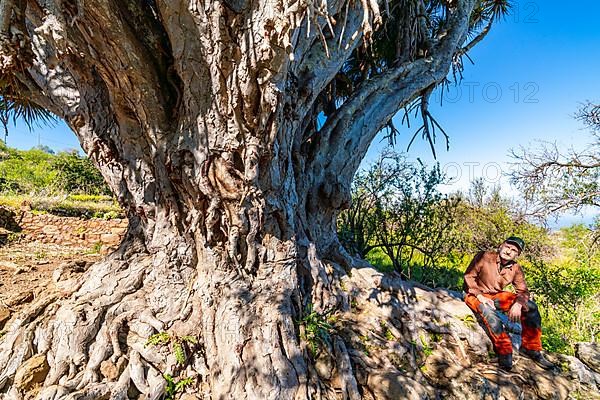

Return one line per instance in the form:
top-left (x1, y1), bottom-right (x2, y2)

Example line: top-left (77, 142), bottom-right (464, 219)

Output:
top-left (0, 0), bottom-right (479, 398)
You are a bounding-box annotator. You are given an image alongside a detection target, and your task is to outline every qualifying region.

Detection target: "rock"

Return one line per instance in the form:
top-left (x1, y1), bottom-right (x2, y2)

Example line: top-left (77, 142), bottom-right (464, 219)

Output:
top-left (100, 233), bottom-right (120, 244)
top-left (41, 225), bottom-right (59, 234)
top-left (0, 306), bottom-right (10, 328)
top-left (13, 354), bottom-right (49, 391)
top-left (64, 260), bottom-right (88, 273)
top-left (530, 370), bottom-right (572, 400)
top-left (100, 360), bottom-right (119, 381)
top-left (315, 354), bottom-right (334, 380)
top-left (446, 368), bottom-right (525, 400)
top-left (6, 290), bottom-right (33, 307)
top-left (367, 371), bottom-right (430, 400)
top-left (180, 395), bottom-right (200, 400)
top-left (0, 261), bottom-right (19, 270)
top-left (576, 342), bottom-right (600, 374)
top-left (422, 349), bottom-right (463, 380)
top-left (13, 266), bottom-right (27, 274)
top-left (560, 354), bottom-right (600, 391)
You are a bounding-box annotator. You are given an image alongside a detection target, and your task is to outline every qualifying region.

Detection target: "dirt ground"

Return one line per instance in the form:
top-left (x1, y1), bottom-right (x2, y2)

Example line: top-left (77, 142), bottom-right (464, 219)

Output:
top-left (0, 240), bottom-right (102, 325)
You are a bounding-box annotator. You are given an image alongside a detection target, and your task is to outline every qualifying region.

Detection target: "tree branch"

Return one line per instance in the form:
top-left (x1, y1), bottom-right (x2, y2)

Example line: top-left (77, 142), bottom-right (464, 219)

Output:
top-left (292, 2), bottom-right (364, 119)
top-left (510, 140), bottom-right (600, 219)
top-left (457, 19), bottom-right (493, 57)
top-left (314, 0), bottom-right (476, 180)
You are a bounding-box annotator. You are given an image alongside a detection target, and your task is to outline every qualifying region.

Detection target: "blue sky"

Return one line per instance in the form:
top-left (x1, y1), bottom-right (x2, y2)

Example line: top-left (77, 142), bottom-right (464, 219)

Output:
top-left (367, 0), bottom-right (600, 181)
top-left (5, 0), bottom-right (599, 224)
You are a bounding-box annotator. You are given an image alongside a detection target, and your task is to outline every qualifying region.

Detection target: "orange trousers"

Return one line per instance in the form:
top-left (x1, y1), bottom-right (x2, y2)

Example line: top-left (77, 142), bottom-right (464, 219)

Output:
top-left (465, 291), bottom-right (542, 355)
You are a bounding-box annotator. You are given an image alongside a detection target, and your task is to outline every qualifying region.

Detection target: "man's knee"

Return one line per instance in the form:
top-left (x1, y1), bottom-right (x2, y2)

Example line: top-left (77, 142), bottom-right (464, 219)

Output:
top-left (525, 300), bottom-right (539, 314)
top-left (524, 300), bottom-right (542, 327)
top-left (479, 305), bottom-right (504, 335)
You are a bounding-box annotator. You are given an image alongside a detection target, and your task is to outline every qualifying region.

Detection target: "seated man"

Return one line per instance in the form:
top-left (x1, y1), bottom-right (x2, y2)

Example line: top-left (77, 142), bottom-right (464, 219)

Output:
top-left (463, 236), bottom-right (554, 371)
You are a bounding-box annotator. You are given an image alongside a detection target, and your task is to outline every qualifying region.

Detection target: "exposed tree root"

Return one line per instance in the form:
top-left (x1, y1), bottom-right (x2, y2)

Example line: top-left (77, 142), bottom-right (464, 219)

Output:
top-left (0, 243), bottom-right (191, 399)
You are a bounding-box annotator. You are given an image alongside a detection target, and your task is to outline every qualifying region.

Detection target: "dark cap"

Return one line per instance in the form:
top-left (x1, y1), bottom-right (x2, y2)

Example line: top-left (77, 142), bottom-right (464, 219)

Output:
top-left (504, 236), bottom-right (525, 252)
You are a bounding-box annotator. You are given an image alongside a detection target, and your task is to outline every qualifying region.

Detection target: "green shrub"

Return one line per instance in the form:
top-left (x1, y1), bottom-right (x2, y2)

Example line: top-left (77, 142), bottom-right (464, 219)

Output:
top-left (0, 143), bottom-right (111, 195)
top-left (164, 374), bottom-right (194, 400)
top-left (51, 151), bottom-right (110, 195)
top-left (0, 145), bottom-right (57, 193)
top-left (298, 304), bottom-right (335, 357)
top-left (523, 228), bottom-right (600, 355)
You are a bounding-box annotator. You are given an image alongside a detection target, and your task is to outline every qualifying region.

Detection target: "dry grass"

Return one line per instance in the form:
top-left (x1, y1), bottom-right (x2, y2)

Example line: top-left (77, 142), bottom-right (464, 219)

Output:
top-left (0, 194), bottom-right (123, 219)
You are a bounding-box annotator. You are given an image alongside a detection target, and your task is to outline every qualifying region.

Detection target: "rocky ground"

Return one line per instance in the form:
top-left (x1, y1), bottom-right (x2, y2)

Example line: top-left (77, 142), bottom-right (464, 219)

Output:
top-left (0, 240), bottom-right (101, 329)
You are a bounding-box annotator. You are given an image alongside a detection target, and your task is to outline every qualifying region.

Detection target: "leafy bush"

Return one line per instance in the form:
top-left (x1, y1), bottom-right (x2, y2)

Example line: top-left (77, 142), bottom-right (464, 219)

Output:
top-left (0, 142), bottom-right (110, 195)
top-left (51, 151), bottom-right (110, 195)
top-left (298, 304), bottom-right (335, 357)
top-left (0, 144), bottom-right (57, 193)
top-left (524, 225), bottom-right (600, 354)
top-left (339, 150), bottom-right (460, 279)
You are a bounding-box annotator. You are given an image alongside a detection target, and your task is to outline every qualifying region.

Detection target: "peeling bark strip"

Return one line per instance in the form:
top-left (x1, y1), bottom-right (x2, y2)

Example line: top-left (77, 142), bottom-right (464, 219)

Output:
top-left (0, 0), bottom-right (483, 399)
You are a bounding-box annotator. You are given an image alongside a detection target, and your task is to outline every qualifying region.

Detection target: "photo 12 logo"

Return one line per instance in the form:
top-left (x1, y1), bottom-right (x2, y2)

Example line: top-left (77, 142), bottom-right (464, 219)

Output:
top-left (437, 82), bottom-right (539, 104)
top-left (442, 162), bottom-right (504, 185)
top-left (511, 2), bottom-right (540, 24)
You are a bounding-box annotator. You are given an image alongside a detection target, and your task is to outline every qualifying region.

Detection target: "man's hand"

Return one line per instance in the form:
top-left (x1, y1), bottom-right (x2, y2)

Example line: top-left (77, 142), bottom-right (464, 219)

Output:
top-left (476, 294), bottom-right (494, 307)
top-left (508, 302), bottom-right (522, 322)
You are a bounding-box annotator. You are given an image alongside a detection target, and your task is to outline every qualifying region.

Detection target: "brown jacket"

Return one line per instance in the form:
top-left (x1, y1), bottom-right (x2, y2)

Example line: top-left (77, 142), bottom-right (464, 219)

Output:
top-left (463, 250), bottom-right (530, 306)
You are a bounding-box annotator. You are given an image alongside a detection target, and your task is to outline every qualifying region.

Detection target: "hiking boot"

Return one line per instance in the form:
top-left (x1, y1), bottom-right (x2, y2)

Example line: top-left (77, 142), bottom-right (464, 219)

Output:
top-left (498, 353), bottom-right (513, 371)
top-left (519, 349), bottom-right (555, 370)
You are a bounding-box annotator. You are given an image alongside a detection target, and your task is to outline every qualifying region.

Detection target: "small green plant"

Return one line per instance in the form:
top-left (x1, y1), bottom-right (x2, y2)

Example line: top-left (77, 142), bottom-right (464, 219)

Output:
top-left (385, 329), bottom-right (396, 341)
top-left (181, 335), bottom-right (198, 344)
top-left (175, 335), bottom-right (199, 364)
top-left (34, 250), bottom-right (47, 260)
top-left (173, 341), bottom-right (186, 365)
top-left (420, 334), bottom-right (433, 357)
top-left (101, 210), bottom-right (121, 220)
top-left (146, 332), bottom-right (171, 347)
top-left (6, 232), bottom-right (21, 243)
top-left (358, 334), bottom-right (374, 356)
top-left (163, 374), bottom-right (194, 400)
top-left (559, 360), bottom-right (571, 373)
top-left (87, 242), bottom-right (103, 255)
top-left (146, 332), bottom-right (198, 365)
top-left (431, 332), bottom-right (442, 343)
top-left (460, 314), bottom-right (477, 330)
top-left (380, 321), bottom-right (396, 341)
top-left (298, 304), bottom-right (334, 357)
